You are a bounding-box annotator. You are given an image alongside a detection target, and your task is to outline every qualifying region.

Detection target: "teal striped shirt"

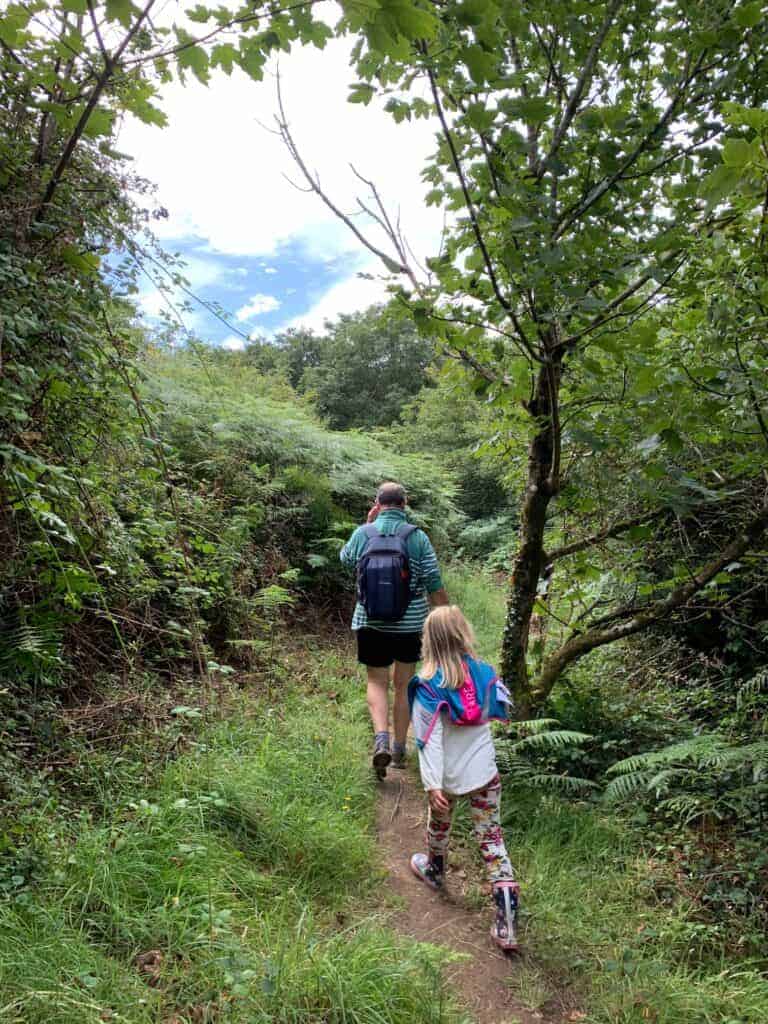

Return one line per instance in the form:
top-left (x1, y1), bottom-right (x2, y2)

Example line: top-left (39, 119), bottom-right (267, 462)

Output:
top-left (340, 509), bottom-right (443, 634)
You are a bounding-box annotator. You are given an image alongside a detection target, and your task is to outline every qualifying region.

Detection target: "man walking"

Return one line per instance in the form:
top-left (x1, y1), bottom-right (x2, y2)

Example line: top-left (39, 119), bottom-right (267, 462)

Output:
top-left (340, 481), bottom-right (448, 776)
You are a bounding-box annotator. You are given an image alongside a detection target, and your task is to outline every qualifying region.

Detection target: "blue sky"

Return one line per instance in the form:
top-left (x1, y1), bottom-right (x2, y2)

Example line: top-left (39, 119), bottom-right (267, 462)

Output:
top-left (119, 35), bottom-right (441, 349)
top-left (137, 233), bottom-right (369, 346)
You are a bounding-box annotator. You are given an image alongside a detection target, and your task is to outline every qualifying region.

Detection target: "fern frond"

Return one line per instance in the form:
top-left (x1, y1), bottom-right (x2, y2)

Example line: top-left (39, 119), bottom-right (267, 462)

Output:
top-left (509, 718), bottom-right (562, 736)
top-left (606, 737), bottom-right (717, 776)
top-left (526, 773), bottom-right (598, 793)
top-left (736, 669), bottom-right (768, 710)
top-left (510, 729), bottom-right (592, 752)
top-left (0, 620), bottom-right (63, 675)
top-left (604, 770), bottom-right (656, 801)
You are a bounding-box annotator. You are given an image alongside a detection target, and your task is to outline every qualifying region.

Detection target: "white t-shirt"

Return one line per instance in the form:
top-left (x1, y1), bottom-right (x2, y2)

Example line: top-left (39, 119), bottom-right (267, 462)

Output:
top-left (412, 695), bottom-right (498, 796)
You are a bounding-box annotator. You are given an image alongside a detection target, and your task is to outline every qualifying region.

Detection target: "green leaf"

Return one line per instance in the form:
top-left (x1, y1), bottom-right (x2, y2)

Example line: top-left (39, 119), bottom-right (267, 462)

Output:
top-left (384, 1), bottom-right (439, 40)
top-left (463, 44), bottom-right (496, 85)
top-left (176, 32), bottom-right (210, 83)
top-left (507, 96), bottom-right (553, 122)
top-left (187, 4), bottom-right (211, 23)
top-left (722, 102), bottom-right (768, 132)
top-left (105, 0), bottom-right (134, 25)
top-left (348, 82), bottom-right (375, 104)
top-left (240, 39), bottom-right (266, 80)
top-left (466, 102), bottom-right (494, 133)
top-left (131, 98), bottom-right (167, 127)
top-left (60, 245), bottom-right (100, 275)
top-left (701, 163), bottom-right (741, 210)
top-left (211, 42), bottom-right (238, 75)
top-left (82, 107), bottom-right (115, 139)
top-left (0, 6), bottom-right (30, 47)
top-left (734, 2), bottom-right (763, 28)
top-left (61, 0), bottom-right (87, 12)
top-left (722, 137), bottom-right (753, 167)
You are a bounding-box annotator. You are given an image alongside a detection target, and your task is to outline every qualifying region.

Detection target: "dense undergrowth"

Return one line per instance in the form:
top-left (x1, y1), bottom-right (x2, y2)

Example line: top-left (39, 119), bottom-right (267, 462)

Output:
top-left (0, 641), bottom-right (458, 1024)
top-left (1, 349), bottom-right (455, 819)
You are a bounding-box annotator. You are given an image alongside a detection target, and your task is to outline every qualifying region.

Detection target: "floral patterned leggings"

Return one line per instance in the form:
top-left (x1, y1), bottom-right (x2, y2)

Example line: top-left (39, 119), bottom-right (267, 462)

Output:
top-left (427, 774), bottom-right (515, 884)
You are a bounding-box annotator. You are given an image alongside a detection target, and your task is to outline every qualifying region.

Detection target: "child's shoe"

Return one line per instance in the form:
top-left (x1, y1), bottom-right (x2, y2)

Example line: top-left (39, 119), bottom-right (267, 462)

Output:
top-left (490, 880), bottom-right (520, 951)
top-left (410, 853), bottom-right (444, 892)
top-left (372, 734), bottom-right (391, 778)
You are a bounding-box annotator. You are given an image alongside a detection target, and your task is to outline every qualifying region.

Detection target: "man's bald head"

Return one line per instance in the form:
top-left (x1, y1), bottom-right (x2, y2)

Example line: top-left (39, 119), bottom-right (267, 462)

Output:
top-left (376, 481), bottom-right (407, 508)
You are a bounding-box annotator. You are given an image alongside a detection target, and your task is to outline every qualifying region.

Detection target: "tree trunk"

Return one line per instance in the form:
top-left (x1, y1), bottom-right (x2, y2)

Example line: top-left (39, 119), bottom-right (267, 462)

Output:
top-left (500, 347), bottom-right (562, 719)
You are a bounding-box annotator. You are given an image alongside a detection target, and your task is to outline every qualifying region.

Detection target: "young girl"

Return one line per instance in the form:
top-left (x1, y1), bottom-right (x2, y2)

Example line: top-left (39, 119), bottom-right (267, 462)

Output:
top-left (407, 605), bottom-right (520, 951)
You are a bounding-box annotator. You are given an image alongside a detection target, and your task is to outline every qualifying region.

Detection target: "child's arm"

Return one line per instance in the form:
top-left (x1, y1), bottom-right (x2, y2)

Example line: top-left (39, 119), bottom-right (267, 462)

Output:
top-left (412, 696), bottom-right (445, 792)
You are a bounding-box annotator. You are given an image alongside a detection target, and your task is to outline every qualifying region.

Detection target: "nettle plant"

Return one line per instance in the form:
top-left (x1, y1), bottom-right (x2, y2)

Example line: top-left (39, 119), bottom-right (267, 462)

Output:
top-left (281, 0), bottom-right (768, 716)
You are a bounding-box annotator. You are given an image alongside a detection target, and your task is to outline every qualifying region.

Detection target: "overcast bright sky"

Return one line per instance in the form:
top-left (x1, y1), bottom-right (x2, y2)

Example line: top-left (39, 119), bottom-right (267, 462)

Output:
top-left (119, 25), bottom-right (442, 348)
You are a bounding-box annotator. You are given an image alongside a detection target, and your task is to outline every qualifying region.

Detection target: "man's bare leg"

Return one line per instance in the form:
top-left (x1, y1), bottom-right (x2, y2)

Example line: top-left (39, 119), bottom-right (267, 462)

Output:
top-left (367, 665), bottom-right (393, 776)
top-left (392, 660), bottom-right (416, 754)
top-left (366, 665), bottom-right (391, 735)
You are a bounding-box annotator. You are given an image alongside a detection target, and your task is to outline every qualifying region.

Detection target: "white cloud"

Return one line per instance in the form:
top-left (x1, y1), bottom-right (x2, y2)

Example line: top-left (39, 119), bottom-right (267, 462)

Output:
top-left (284, 265), bottom-right (390, 332)
top-left (119, 35), bottom-right (442, 272)
top-left (263, 266), bottom-right (278, 274)
top-left (221, 335), bottom-right (246, 350)
top-left (235, 293), bottom-right (281, 320)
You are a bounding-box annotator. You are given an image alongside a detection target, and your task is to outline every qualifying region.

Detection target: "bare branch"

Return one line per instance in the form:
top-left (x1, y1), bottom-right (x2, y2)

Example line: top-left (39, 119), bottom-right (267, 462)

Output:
top-left (275, 74), bottom-right (418, 288)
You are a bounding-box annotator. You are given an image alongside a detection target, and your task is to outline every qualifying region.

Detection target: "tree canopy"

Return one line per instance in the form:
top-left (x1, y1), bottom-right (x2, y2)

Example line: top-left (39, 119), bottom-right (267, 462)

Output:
top-left (287, 0), bottom-right (768, 714)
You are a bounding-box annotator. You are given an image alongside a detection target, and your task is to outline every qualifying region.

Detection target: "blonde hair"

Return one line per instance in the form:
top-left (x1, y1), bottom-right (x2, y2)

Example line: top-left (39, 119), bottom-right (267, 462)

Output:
top-left (421, 605), bottom-right (477, 689)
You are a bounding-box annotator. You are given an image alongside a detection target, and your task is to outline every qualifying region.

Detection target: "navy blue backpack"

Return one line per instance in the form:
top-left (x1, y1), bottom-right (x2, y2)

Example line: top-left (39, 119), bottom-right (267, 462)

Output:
top-left (356, 523), bottom-right (418, 621)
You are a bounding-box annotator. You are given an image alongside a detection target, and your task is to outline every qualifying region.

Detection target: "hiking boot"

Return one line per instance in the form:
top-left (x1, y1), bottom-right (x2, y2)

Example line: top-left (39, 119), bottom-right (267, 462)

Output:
top-left (372, 734), bottom-right (391, 779)
top-left (391, 743), bottom-right (407, 769)
top-left (410, 853), bottom-right (444, 892)
top-left (490, 880), bottom-right (520, 952)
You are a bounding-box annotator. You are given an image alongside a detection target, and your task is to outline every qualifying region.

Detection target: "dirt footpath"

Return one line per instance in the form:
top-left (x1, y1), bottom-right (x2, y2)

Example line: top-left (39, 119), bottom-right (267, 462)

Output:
top-left (376, 770), bottom-right (559, 1024)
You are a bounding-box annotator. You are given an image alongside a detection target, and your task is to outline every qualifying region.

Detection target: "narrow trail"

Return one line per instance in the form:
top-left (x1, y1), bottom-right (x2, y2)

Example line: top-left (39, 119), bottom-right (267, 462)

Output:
top-left (376, 770), bottom-right (556, 1024)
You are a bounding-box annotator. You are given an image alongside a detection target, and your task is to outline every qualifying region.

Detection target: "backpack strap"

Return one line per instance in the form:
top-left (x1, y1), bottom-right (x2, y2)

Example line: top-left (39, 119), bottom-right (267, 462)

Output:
top-left (360, 522), bottom-right (418, 550)
top-left (396, 523), bottom-right (419, 546)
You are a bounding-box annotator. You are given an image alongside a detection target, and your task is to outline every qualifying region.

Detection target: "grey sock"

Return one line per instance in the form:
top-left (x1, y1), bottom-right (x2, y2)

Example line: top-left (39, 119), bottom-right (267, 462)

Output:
top-left (392, 742), bottom-right (406, 757)
top-left (374, 731), bottom-right (390, 749)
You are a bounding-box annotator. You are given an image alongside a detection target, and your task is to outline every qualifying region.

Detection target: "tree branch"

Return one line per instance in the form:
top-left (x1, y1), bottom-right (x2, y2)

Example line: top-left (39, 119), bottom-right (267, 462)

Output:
top-left (546, 508), bottom-right (666, 562)
top-left (539, 0), bottom-right (623, 177)
top-left (122, 0), bottom-right (324, 67)
top-left (534, 497), bottom-right (768, 698)
top-left (275, 75), bottom-right (418, 288)
top-left (34, 0), bottom-right (157, 218)
top-left (734, 333), bottom-right (768, 450)
top-left (553, 49), bottom-right (709, 239)
top-left (421, 48), bottom-right (538, 361)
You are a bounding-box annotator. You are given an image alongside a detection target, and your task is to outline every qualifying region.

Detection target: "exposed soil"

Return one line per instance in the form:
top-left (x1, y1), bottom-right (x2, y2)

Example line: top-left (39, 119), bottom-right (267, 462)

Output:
top-left (376, 769), bottom-right (564, 1024)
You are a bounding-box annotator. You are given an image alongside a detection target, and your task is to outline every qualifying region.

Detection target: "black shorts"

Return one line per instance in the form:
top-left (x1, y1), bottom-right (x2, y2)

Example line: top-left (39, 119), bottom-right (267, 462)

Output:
top-left (356, 628), bottom-right (422, 668)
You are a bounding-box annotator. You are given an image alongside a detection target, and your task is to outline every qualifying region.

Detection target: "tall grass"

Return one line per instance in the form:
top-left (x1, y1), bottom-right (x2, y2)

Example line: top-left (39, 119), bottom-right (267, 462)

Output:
top-left (0, 651), bottom-right (460, 1024)
top-left (443, 564), bottom-right (505, 664)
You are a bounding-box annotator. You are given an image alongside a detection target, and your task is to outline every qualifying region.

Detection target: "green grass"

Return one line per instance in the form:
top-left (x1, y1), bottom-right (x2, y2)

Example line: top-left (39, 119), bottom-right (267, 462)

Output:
top-left (0, 646), bottom-right (461, 1024)
top-left (507, 796), bottom-right (768, 1023)
top-left (448, 567), bottom-right (768, 1024)
top-left (443, 564), bottom-right (505, 664)
top-left (7, 572), bottom-right (768, 1024)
